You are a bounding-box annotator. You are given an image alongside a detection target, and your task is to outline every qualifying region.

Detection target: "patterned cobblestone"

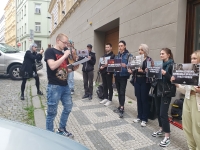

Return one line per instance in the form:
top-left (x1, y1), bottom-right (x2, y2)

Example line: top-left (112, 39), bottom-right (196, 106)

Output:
top-left (0, 77), bottom-right (31, 124)
top-left (40, 72), bottom-right (188, 150)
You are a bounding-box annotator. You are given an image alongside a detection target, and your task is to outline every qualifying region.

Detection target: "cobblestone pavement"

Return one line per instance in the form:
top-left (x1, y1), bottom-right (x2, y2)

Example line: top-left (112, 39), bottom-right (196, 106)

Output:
top-left (0, 76), bottom-right (31, 124)
top-left (40, 72), bottom-right (188, 150)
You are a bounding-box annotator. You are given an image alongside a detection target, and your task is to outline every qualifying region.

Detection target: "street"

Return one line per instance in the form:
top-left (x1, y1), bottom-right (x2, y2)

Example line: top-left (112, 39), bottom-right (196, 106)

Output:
top-left (0, 62), bottom-right (188, 150)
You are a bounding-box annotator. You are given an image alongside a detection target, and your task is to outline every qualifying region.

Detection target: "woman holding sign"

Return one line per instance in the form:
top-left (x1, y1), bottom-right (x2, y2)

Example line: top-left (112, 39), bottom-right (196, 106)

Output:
top-left (171, 50), bottom-right (200, 150)
top-left (152, 48), bottom-right (175, 147)
top-left (128, 44), bottom-right (153, 127)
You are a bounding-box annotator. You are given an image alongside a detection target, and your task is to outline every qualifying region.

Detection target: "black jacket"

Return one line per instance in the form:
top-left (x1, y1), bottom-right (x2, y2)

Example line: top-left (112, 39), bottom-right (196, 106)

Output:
top-left (20, 50), bottom-right (42, 78)
top-left (79, 51), bottom-right (96, 72)
top-left (155, 62), bottom-right (176, 97)
top-left (99, 51), bottom-right (115, 74)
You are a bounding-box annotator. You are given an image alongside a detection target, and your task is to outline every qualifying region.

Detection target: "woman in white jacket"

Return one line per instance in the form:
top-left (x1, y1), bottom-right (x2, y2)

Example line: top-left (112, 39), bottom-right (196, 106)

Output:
top-left (171, 50), bottom-right (200, 150)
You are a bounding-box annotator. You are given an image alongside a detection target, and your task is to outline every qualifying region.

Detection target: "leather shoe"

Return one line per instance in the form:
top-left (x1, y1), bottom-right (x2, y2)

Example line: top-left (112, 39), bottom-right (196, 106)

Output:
top-left (82, 95), bottom-right (89, 99)
top-left (21, 94), bottom-right (25, 100)
top-left (88, 95), bottom-right (92, 100)
top-left (37, 90), bottom-right (43, 95)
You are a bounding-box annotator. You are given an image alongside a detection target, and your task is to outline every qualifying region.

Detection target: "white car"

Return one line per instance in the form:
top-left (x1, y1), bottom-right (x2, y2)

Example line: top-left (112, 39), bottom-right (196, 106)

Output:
top-left (0, 43), bottom-right (43, 80)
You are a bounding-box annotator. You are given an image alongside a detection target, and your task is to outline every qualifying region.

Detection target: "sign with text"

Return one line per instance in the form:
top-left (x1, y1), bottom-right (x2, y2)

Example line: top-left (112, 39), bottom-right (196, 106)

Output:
top-left (127, 54), bottom-right (144, 70)
top-left (107, 59), bottom-right (122, 72)
top-left (172, 63), bottom-right (200, 86)
top-left (99, 56), bottom-right (111, 68)
top-left (77, 50), bottom-right (89, 57)
top-left (146, 61), bottom-right (162, 79)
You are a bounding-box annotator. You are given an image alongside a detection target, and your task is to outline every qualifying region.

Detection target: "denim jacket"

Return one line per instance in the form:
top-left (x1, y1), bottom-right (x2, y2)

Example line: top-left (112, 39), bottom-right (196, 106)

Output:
top-left (114, 49), bottom-right (132, 78)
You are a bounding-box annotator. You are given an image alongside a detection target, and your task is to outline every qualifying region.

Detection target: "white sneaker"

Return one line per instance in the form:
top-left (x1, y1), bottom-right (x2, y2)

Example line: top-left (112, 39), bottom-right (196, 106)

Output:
top-left (100, 99), bottom-right (108, 104)
top-left (159, 137), bottom-right (170, 147)
top-left (133, 118), bottom-right (141, 123)
top-left (141, 121), bottom-right (147, 127)
top-left (104, 101), bottom-right (111, 106)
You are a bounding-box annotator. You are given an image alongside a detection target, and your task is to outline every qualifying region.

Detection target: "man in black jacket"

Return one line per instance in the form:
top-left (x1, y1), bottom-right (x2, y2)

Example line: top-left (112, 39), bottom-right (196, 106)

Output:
top-left (81, 44), bottom-right (96, 100)
top-left (99, 43), bottom-right (115, 106)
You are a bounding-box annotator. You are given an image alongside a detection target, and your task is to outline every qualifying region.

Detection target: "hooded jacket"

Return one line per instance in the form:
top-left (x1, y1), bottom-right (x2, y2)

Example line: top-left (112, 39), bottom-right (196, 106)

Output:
top-left (80, 51), bottom-right (96, 72)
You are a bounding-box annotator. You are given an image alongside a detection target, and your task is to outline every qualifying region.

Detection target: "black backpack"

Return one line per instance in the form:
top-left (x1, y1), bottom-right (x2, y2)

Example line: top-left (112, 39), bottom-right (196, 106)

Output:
top-left (171, 98), bottom-right (184, 120)
top-left (96, 84), bottom-right (104, 99)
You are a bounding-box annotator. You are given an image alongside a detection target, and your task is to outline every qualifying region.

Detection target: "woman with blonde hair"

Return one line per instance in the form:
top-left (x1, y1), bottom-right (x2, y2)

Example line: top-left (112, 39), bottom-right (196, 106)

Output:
top-left (171, 50), bottom-right (200, 150)
top-left (128, 44), bottom-right (153, 127)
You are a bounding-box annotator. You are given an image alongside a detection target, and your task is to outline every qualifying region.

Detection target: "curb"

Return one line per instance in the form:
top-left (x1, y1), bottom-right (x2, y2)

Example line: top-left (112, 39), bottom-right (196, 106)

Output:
top-left (29, 79), bottom-right (46, 129)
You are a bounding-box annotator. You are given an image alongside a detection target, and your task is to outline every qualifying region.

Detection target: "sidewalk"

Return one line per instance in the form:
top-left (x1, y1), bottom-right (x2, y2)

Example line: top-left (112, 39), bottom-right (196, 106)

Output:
top-left (37, 71), bottom-right (187, 150)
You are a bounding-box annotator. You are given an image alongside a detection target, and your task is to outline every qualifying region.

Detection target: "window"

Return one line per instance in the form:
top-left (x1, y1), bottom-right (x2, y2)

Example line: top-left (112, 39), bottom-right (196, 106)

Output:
top-left (22, 9), bottom-right (23, 19)
top-left (24, 5), bottom-right (26, 16)
top-left (24, 23), bottom-right (26, 34)
top-left (35, 4), bottom-right (41, 14)
top-left (34, 40), bottom-right (41, 51)
top-left (22, 26), bottom-right (23, 36)
top-left (35, 22), bottom-right (41, 32)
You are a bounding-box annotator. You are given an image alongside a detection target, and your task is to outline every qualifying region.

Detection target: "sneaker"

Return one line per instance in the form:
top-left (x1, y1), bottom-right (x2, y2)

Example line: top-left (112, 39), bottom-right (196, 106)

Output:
top-left (141, 121), bottom-right (147, 127)
top-left (57, 129), bottom-right (74, 138)
top-left (104, 101), bottom-right (111, 106)
top-left (159, 137), bottom-right (170, 147)
top-left (119, 108), bottom-right (124, 118)
top-left (133, 118), bottom-right (141, 123)
top-left (20, 94), bottom-right (24, 100)
top-left (82, 94), bottom-right (89, 99)
top-left (100, 99), bottom-right (108, 104)
top-left (152, 130), bottom-right (164, 137)
top-left (113, 107), bottom-right (120, 113)
top-left (37, 90), bottom-right (43, 95)
top-left (71, 89), bottom-right (74, 95)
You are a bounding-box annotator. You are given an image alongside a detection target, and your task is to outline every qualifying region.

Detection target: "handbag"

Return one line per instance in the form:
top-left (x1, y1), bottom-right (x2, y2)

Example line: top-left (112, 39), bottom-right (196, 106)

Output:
top-left (157, 81), bottom-right (176, 97)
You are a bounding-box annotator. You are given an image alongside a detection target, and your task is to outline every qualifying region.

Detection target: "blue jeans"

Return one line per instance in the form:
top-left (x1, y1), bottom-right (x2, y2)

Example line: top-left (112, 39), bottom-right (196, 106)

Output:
top-left (134, 77), bottom-right (151, 122)
top-left (67, 72), bottom-right (74, 90)
top-left (46, 84), bottom-right (73, 132)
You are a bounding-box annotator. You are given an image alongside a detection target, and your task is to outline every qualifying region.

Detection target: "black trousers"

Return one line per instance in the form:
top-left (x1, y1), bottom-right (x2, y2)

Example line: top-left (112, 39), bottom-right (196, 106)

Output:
top-left (83, 71), bottom-right (94, 96)
top-left (101, 73), bottom-right (113, 101)
top-left (115, 78), bottom-right (127, 107)
top-left (21, 76), bottom-right (40, 94)
top-left (155, 95), bottom-right (171, 133)
top-left (134, 77), bottom-right (151, 122)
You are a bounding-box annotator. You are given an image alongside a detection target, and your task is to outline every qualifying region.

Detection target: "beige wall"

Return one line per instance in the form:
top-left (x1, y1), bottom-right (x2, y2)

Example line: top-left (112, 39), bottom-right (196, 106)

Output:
top-left (50, 0), bottom-right (187, 99)
top-left (4, 0), bottom-right (16, 46)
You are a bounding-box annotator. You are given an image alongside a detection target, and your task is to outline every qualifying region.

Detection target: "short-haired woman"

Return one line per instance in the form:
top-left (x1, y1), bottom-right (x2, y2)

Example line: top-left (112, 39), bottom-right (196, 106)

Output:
top-left (20, 43), bottom-right (44, 100)
top-left (128, 44), bottom-right (153, 127)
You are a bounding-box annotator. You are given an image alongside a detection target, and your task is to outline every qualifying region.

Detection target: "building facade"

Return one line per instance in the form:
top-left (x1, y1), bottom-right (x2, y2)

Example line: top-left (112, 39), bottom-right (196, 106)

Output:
top-left (0, 15), bottom-right (5, 43)
top-left (48, 0), bottom-right (199, 98)
top-left (16, 0), bottom-right (51, 51)
top-left (4, 0), bottom-right (16, 47)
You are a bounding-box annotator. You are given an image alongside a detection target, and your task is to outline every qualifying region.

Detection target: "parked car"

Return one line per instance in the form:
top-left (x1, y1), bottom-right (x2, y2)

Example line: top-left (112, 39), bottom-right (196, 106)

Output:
top-left (0, 118), bottom-right (88, 150)
top-left (0, 43), bottom-right (43, 80)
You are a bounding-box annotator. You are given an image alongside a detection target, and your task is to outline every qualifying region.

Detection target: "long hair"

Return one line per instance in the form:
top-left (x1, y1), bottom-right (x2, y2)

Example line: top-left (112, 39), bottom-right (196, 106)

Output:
top-left (191, 50), bottom-right (200, 63)
top-left (161, 48), bottom-right (174, 60)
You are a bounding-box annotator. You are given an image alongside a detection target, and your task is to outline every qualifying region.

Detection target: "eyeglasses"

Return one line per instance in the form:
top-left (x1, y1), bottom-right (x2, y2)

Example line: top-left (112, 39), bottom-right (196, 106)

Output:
top-left (59, 39), bottom-right (69, 45)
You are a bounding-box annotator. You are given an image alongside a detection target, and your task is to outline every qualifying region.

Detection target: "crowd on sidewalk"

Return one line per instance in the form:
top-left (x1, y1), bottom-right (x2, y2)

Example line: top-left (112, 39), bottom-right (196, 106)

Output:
top-left (19, 33), bottom-right (200, 150)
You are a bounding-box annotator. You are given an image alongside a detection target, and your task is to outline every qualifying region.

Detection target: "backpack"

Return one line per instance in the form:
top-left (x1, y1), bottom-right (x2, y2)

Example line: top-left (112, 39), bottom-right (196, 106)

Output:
top-left (96, 84), bottom-right (104, 99)
top-left (171, 98), bottom-right (184, 120)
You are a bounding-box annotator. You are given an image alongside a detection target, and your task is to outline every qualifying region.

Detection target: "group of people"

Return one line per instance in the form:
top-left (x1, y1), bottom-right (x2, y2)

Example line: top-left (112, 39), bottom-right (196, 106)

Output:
top-left (19, 33), bottom-right (200, 149)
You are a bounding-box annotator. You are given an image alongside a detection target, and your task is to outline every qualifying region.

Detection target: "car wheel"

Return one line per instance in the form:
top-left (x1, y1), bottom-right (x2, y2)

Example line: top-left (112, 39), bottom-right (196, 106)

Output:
top-left (9, 65), bottom-right (22, 80)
